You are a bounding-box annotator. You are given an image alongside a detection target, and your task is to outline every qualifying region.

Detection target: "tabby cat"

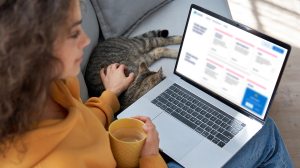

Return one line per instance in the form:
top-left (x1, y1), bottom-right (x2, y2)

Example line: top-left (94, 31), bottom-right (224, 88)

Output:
top-left (85, 30), bottom-right (182, 109)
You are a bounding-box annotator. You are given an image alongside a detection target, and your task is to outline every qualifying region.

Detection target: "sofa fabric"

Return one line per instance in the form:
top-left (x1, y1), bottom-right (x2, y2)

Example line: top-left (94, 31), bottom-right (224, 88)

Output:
top-left (80, 0), bottom-right (101, 74)
top-left (90, 0), bottom-right (173, 38)
top-left (79, 0), bottom-right (101, 101)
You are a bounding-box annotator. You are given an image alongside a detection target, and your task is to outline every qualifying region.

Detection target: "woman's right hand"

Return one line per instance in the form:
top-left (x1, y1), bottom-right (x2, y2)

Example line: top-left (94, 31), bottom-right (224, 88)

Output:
top-left (100, 63), bottom-right (134, 96)
top-left (133, 116), bottom-right (160, 157)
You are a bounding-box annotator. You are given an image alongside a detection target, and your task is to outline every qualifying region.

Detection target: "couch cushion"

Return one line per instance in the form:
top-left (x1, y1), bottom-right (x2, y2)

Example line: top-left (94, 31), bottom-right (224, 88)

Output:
top-left (90, 0), bottom-right (173, 39)
top-left (80, 0), bottom-right (100, 74)
top-left (80, 0), bottom-right (101, 101)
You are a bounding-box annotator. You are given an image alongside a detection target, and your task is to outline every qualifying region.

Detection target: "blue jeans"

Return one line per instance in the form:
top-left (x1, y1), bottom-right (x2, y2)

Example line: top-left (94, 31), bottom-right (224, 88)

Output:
top-left (167, 117), bottom-right (293, 168)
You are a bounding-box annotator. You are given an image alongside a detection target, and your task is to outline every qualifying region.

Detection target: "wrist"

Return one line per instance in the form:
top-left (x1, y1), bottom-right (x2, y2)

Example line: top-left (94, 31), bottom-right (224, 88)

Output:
top-left (106, 88), bottom-right (121, 96)
top-left (141, 149), bottom-right (159, 158)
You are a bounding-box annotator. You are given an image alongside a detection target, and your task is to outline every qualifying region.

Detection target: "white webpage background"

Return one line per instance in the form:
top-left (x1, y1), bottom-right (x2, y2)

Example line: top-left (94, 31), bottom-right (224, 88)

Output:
top-left (176, 8), bottom-right (287, 119)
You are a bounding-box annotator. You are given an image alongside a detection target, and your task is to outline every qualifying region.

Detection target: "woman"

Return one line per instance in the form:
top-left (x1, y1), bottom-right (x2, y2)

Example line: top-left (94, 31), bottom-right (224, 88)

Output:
top-left (0, 0), bottom-right (165, 167)
top-left (0, 0), bottom-right (293, 168)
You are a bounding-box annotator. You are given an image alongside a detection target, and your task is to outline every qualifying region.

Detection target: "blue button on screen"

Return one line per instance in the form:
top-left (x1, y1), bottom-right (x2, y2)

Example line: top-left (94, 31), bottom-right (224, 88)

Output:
top-left (272, 45), bottom-right (284, 54)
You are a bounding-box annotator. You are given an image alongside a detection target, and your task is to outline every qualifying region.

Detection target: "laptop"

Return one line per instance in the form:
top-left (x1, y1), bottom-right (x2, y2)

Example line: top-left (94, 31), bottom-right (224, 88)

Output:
top-left (118, 4), bottom-right (291, 168)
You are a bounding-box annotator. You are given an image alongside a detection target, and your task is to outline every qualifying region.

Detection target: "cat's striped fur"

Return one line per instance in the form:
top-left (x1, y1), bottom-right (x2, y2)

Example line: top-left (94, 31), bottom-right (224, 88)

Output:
top-left (85, 30), bottom-right (182, 109)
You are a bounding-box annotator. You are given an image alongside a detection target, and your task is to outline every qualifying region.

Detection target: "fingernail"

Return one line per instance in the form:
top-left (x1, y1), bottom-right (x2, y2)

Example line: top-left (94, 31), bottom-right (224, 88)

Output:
top-left (143, 124), bottom-right (147, 130)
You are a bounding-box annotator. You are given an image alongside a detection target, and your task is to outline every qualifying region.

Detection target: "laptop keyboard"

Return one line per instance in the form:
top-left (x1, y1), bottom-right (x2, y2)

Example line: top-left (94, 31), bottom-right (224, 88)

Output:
top-left (151, 84), bottom-right (246, 148)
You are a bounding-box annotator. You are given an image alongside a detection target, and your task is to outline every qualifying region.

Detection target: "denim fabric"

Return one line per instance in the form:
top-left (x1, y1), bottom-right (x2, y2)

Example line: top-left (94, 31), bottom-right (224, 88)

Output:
top-left (168, 117), bottom-right (293, 168)
top-left (224, 117), bottom-right (293, 168)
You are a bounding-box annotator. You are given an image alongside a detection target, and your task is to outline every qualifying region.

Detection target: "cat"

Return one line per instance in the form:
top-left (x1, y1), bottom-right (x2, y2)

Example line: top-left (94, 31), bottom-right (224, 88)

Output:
top-left (85, 29), bottom-right (182, 109)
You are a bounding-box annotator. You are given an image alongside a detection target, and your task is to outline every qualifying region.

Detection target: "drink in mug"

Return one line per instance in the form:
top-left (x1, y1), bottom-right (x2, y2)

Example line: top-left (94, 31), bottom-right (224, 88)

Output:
top-left (111, 127), bottom-right (145, 142)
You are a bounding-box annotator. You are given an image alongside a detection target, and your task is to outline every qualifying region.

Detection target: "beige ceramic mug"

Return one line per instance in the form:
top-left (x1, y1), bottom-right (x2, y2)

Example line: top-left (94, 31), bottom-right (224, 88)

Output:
top-left (109, 118), bottom-right (147, 168)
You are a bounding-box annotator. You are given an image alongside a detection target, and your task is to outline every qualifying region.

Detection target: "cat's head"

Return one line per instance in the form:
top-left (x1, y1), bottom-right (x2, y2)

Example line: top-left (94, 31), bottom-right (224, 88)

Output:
top-left (134, 62), bottom-right (164, 87)
top-left (120, 62), bottom-right (164, 109)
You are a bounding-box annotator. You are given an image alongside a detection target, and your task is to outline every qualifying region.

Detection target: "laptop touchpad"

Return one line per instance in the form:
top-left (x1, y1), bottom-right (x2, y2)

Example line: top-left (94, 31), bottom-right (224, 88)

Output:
top-left (153, 112), bottom-right (204, 161)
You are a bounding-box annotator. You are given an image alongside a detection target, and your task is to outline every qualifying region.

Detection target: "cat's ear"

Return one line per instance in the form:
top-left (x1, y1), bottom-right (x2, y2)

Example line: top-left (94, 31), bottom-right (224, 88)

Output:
top-left (138, 62), bottom-right (149, 73)
top-left (158, 67), bottom-right (163, 77)
top-left (158, 67), bottom-right (163, 74)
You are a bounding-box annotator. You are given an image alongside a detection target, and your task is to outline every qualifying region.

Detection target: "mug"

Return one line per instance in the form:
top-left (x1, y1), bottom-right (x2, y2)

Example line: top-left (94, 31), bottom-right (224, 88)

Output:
top-left (109, 118), bottom-right (147, 168)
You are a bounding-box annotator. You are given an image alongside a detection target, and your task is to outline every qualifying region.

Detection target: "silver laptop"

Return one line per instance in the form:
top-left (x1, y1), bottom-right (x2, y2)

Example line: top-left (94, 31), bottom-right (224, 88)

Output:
top-left (118, 4), bottom-right (291, 168)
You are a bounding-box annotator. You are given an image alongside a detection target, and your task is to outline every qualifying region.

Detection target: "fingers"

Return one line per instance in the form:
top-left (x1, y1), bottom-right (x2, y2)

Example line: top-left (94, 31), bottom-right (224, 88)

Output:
top-left (118, 64), bottom-right (126, 71)
top-left (115, 64), bottom-right (129, 77)
top-left (107, 64), bottom-right (115, 74)
top-left (132, 116), bottom-right (156, 132)
top-left (110, 63), bottom-right (120, 69)
top-left (133, 116), bottom-right (160, 156)
top-left (104, 63), bottom-right (119, 74)
top-left (132, 116), bottom-right (151, 123)
top-left (102, 63), bottom-right (133, 77)
top-left (104, 63), bottom-right (125, 72)
top-left (132, 116), bottom-right (158, 139)
top-left (99, 63), bottom-right (135, 96)
top-left (127, 72), bottom-right (135, 81)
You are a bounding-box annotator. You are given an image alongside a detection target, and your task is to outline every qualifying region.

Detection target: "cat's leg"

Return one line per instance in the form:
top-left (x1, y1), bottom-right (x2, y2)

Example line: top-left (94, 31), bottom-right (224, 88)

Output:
top-left (134, 47), bottom-right (178, 66)
top-left (147, 36), bottom-right (182, 48)
top-left (129, 35), bottom-right (182, 55)
top-left (135, 30), bottom-right (169, 38)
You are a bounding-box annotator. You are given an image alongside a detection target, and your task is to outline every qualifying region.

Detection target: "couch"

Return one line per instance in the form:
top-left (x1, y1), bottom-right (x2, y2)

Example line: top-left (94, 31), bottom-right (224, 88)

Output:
top-left (78, 0), bottom-right (232, 101)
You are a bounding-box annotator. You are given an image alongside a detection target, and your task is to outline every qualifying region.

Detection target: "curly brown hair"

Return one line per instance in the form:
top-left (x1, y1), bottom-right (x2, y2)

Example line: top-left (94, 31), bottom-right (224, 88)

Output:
top-left (0, 0), bottom-right (75, 153)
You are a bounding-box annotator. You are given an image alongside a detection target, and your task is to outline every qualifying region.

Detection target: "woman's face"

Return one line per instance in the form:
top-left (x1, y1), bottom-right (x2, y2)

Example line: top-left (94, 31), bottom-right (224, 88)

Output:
top-left (54, 0), bottom-right (90, 79)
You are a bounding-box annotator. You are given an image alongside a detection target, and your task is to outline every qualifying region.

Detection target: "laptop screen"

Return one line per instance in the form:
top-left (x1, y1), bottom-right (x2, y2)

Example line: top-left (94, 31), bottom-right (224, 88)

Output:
top-left (175, 5), bottom-right (290, 120)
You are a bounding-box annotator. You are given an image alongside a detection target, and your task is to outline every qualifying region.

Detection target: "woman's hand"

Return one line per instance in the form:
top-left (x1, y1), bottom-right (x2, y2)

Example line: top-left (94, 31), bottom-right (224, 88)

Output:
top-left (100, 63), bottom-right (134, 96)
top-left (133, 116), bottom-right (160, 157)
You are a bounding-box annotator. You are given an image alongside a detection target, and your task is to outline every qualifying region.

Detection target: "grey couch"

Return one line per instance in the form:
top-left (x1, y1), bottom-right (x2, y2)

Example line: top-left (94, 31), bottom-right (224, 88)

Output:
top-left (79, 0), bottom-right (232, 101)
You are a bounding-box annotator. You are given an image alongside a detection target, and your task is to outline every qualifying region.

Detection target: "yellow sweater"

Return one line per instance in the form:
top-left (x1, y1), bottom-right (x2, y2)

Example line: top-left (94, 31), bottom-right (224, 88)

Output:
top-left (0, 77), bottom-right (167, 168)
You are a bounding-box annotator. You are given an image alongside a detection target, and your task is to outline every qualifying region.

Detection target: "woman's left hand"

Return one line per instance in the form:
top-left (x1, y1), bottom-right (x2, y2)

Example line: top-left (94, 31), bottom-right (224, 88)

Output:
top-left (132, 116), bottom-right (160, 157)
